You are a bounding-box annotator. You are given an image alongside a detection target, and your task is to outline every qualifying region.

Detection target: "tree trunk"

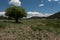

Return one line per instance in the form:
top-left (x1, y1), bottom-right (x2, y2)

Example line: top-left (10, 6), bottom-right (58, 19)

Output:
top-left (15, 19), bottom-right (19, 23)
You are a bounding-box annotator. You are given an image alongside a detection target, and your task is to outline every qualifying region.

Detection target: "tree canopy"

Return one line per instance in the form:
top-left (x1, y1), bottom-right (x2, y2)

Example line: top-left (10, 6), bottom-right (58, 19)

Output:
top-left (5, 6), bottom-right (27, 23)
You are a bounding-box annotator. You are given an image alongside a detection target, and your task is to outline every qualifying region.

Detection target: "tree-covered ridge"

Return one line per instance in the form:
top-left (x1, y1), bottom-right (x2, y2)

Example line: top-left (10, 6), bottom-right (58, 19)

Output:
top-left (48, 12), bottom-right (60, 19)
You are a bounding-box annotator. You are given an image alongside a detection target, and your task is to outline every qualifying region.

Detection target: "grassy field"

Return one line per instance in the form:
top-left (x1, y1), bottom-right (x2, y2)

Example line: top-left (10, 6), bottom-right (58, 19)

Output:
top-left (0, 19), bottom-right (60, 40)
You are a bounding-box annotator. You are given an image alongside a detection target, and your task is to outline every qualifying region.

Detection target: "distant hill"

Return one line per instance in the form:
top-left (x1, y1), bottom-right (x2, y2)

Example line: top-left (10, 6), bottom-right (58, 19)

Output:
top-left (48, 12), bottom-right (60, 19)
top-left (29, 16), bottom-right (47, 19)
top-left (28, 12), bottom-right (60, 19)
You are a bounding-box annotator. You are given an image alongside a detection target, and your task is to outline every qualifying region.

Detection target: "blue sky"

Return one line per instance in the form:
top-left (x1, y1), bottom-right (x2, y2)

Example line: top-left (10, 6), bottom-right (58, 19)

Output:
top-left (0, 0), bottom-right (60, 17)
top-left (21, 0), bottom-right (60, 13)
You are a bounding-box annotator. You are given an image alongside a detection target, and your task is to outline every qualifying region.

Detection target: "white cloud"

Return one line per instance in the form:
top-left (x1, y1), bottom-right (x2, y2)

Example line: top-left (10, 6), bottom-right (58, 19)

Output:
top-left (9, 0), bottom-right (21, 6)
top-left (53, 0), bottom-right (59, 1)
top-left (48, 0), bottom-right (59, 2)
top-left (44, 13), bottom-right (53, 17)
top-left (27, 12), bottom-right (53, 18)
top-left (39, 4), bottom-right (45, 7)
top-left (0, 12), bottom-right (5, 16)
top-left (48, 0), bottom-right (52, 2)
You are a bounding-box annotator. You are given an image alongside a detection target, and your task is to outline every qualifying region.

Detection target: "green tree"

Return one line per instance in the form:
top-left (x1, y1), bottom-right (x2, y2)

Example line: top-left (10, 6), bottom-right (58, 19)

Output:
top-left (5, 6), bottom-right (27, 23)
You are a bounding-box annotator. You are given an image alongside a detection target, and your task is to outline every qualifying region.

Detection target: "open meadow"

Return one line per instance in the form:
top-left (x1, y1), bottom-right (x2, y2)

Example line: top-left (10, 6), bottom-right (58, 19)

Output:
top-left (0, 19), bottom-right (60, 40)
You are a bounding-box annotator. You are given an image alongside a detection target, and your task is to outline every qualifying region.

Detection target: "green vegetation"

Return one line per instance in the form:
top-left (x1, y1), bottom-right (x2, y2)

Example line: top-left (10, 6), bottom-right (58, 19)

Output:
top-left (5, 6), bottom-right (27, 23)
top-left (0, 19), bottom-right (60, 40)
top-left (0, 22), bottom-right (6, 28)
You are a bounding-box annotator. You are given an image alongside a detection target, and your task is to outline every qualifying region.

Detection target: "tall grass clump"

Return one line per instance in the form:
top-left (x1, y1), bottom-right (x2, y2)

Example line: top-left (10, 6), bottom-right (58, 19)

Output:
top-left (0, 22), bottom-right (6, 28)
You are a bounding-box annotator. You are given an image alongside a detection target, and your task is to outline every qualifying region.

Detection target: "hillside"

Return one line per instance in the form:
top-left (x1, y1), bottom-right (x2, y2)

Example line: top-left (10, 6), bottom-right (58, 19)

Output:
top-left (48, 12), bottom-right (60, 19)
top-left (0, 19), bottom-right (60, 40)
top-left (29, 16), bottom-right (46, 19)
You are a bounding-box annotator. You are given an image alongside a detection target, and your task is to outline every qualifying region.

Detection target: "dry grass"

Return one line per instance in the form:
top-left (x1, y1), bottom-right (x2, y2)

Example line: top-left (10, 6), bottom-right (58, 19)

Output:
top-left (0, 19), bottom-right (60, 40)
